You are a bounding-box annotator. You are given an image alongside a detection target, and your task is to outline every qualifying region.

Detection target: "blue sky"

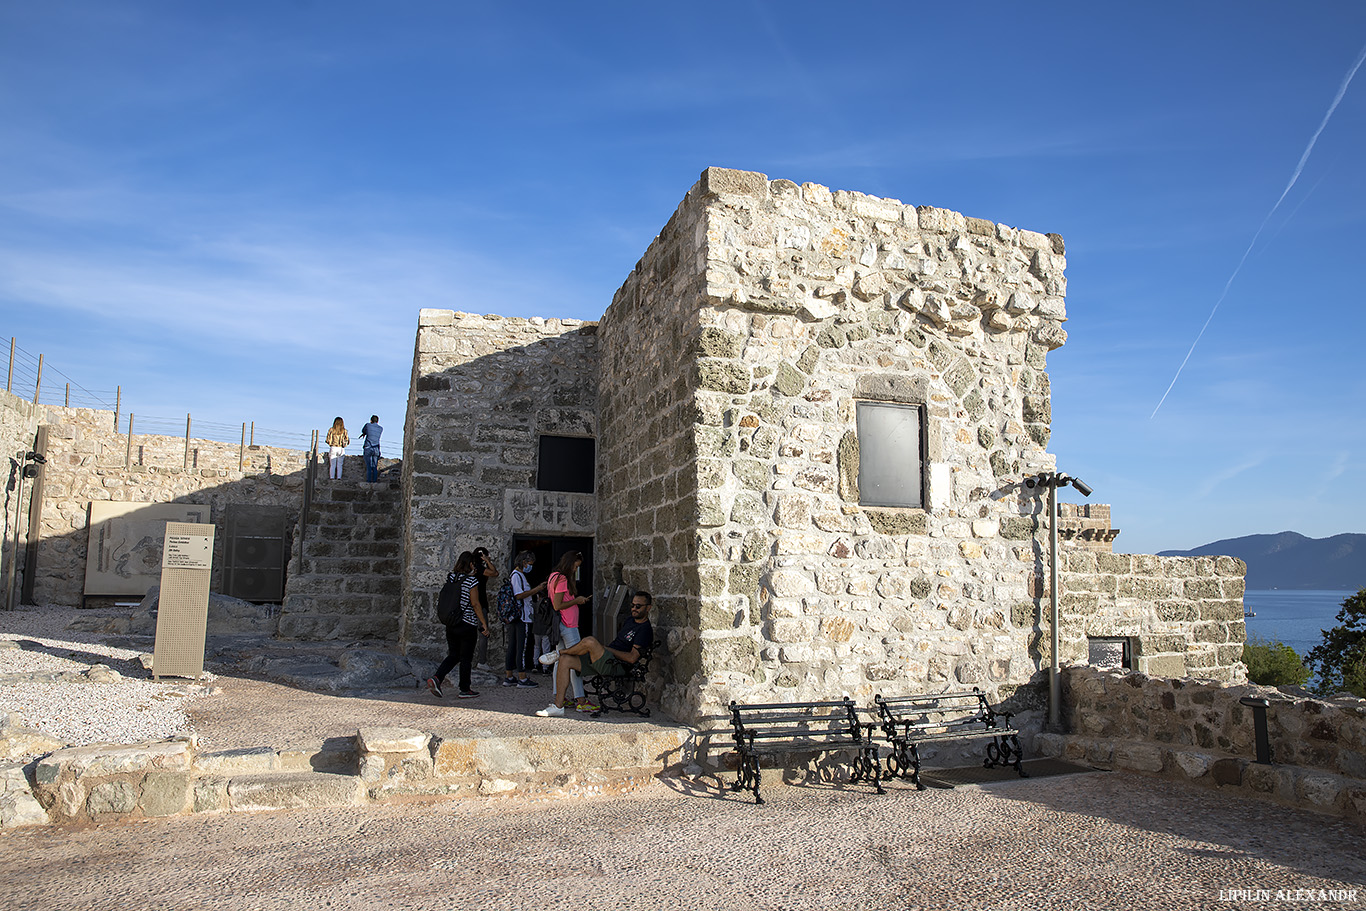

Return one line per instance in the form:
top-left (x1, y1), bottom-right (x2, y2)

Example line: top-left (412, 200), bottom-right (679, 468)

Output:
top-left (2, 2), bottom-right (1364, 556)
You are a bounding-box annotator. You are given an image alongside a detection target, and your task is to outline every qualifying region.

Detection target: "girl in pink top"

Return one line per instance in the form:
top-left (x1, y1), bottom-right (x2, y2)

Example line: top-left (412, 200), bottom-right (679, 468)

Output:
top-left (547, 550), bottom-right (591, 709)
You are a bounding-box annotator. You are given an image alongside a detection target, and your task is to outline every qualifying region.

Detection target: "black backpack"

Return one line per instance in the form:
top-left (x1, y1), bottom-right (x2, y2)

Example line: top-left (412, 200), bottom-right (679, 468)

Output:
top-left (436, 575), bottom-right (463, 625)
top-left (532, 592), bottom-right (555, 639)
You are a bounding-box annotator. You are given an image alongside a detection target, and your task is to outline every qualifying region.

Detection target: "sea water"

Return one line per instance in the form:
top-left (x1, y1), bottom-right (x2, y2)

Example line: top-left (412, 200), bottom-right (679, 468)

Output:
top-left (1243, 589), bottom-right (1357, 659)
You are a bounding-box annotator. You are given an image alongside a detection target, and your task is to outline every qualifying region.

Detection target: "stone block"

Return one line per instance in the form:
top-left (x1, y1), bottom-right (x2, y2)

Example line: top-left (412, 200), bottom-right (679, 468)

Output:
top-left (1209, 758), bottom-right (1245, 787)
top-left (140, 771), bottom-right (191, 817)
top-left (1297, 773), bottom-right (1344, 810)
top-left (866, 510), bottom-right (928, 536)
top-left (774, 362), bottom-right (806, 397)
top-left (37, 740), bottom-right (191, 781)
top-left (193, 778), bottom-right (228, 813)
top-left (1033, 732), bottom-right (1066, 757)
top-left (87, 780), bottom-right (138, 816)
top-left (195, 747), bottom-right (280, 776)
top-left (699, 167), bottom-right (768, 199)
top-left (694, 327), bottom-right (745, 359)
top-left (227, 772), bottom-right (366, 811)
top-left (357, 728), bottom-right (431, 754)
top-left (1171, 750), bottom-right (1212, 779)
top-left (1144, 655), bottom-right (1187, 679)
top-left (1183, 578), bottom-right (1221, 600)
top-left (696, 361), bottom-right (751, 394)
top-left (1000, 516), bottom-right (1037, 540)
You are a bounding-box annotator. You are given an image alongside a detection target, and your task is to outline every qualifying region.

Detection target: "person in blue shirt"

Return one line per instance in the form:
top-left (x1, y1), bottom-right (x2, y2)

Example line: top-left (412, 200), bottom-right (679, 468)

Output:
top-left (360, 415), bottom-right (382, 482)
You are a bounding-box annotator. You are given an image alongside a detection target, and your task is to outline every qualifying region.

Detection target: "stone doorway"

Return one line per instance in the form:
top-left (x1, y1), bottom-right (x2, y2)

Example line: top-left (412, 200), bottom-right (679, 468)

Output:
top-left (512, 534), bottom-right (594, 635)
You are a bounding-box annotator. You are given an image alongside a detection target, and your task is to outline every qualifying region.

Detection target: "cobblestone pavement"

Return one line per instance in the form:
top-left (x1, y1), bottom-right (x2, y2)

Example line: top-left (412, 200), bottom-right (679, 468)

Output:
top-left (2, 771), bottom-right (1363, 911)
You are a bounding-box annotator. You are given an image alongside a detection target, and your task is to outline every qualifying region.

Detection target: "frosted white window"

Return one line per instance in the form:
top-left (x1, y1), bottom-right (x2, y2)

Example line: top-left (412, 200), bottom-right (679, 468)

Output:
top-left (855, 402), bottom-right (924, 508)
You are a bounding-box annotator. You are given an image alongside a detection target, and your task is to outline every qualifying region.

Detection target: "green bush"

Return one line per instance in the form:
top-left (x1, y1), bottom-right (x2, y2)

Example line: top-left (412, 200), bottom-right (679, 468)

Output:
top-left (1243, 636), bottom-right (1310, 687)
top-left (1307, 588), bottom-right (1366, 699)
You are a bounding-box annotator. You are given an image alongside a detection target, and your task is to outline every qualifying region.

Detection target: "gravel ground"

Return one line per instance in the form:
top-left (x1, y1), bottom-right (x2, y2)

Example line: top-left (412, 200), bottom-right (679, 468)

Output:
top-left (1, 605), bottom-right (680, 757)
top-left (1, 773), bottom-right (1362, 910)
top-left (0, 605), bottom-right (207, 753)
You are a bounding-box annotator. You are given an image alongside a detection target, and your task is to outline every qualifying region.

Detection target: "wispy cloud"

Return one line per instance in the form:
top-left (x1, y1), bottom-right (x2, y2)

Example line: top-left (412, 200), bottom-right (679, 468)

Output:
top-left (1151, 39), bottom-right (1366, 418)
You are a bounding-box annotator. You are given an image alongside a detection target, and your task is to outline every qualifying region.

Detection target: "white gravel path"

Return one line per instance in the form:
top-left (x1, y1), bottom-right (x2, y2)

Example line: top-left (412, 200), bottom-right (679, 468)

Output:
top-left (0, 605), bottom-right (207, 756)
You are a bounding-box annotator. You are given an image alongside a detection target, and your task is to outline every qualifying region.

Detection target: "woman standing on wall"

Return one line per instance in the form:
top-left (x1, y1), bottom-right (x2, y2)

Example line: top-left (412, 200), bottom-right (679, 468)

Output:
top-left (427, 551), bottom-right (490, 699)
top-left (547, 550), bottom-right (592, 711)
top-left (325, 417), bottom-right (349, 480)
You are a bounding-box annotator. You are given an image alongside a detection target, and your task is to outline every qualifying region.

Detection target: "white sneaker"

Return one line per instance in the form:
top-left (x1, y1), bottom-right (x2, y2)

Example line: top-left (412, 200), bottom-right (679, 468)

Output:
top-left (538, 650), bottom-right (560, 667)
top-left (535, 704), bottom-right (565, 717)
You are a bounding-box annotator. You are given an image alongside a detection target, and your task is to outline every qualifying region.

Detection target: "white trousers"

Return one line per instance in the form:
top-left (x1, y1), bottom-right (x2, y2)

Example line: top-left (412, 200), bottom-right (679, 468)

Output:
top-left (328, 447), bottom-right (345, 478)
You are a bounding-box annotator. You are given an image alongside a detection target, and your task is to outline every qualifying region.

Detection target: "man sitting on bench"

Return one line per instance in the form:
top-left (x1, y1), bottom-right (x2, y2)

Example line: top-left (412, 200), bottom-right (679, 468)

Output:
top-left (535, 591), bottom-right (653, 717)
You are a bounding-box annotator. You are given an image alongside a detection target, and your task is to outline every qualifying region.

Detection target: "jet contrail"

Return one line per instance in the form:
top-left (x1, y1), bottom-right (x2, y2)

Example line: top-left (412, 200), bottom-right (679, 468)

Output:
top-left (1151, 39), bottom-right (1366, 419)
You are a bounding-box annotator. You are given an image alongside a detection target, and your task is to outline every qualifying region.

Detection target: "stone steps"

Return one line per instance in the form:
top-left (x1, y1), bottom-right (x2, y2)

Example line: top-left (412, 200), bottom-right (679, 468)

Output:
top-left (278, 477), bottom-right (404, 641)
top-left (14, 724), bottom-right (694, 827)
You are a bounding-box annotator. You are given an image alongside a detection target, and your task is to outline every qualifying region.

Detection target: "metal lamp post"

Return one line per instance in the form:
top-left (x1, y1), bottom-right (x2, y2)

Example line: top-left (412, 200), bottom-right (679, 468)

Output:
top-left (1024, 471), bottom-right (1093, 729)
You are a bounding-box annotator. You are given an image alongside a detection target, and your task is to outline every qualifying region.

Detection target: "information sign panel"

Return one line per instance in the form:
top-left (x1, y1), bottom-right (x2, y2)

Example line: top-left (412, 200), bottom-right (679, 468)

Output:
top-left (152, 521), bottom-right (214, 681)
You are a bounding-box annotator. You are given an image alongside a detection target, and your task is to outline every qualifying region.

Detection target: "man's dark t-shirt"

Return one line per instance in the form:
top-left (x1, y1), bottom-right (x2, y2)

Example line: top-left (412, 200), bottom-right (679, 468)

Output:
top-left (610, 618), bottom-right (653, 656)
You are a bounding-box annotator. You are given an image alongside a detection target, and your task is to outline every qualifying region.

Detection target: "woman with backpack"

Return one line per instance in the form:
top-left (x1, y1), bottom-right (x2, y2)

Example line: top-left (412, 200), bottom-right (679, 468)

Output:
top-left (426, 551), bottom-right (490, 699)
top-left (546, 550), bottom-right (592, 711)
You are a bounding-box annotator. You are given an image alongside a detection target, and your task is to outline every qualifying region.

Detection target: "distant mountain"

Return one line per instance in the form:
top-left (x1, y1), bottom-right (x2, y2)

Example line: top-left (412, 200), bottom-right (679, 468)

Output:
top-left (1158, 532), bottom-right (1365, 591)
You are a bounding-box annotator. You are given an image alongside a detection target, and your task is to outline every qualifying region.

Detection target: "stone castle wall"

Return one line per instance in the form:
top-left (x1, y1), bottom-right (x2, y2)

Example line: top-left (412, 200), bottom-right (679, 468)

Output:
top-left (594, 178), bottom-right (717, 699)
top-left (399, 311), bottom-right (598, 650)
top-left (394, 168), bottom-right (1251, 728)
top-left (1060, 551), bottom-right (1247, 683)
top-left (602, 168), bottom-right (1071, 726)
top-left (22, 405), bottom-right (309, 606)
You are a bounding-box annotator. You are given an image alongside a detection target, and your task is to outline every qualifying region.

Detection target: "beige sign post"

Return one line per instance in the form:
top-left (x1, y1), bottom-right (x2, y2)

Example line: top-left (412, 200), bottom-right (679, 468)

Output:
top-left (152, 521), bottom-right (214, 682)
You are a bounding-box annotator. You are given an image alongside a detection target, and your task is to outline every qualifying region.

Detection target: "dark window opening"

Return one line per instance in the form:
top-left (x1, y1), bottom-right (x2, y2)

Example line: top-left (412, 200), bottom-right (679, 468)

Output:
top-left (855, 401), bottom-right (926, 508)
top-left (537, 435), bottom-right (595, 493)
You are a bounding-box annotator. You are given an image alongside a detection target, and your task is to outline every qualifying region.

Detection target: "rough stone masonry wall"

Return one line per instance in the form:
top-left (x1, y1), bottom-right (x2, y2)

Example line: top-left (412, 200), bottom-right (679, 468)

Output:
top-left (399, 311), bottom-right (598, 652)
top-left (606, 168), bottom-right (1070, 727)
top-left (1046, 666), bottom-right (1365, 822)
top-left (28, 405), bottom-right (309, 606)
top-left (1, 391), bottom-right (43, 600)
top-left (595, 176), bottom-right (717, 711)
top-left (1060, 551), bottom-right (1248, 684)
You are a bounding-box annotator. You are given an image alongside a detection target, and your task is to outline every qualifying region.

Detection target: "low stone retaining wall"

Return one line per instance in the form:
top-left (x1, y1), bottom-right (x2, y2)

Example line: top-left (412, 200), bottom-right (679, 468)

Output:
top-left (6, 724), bottom-right (694, 828)
top-left (1038, 665), bottom-right (1366, 823)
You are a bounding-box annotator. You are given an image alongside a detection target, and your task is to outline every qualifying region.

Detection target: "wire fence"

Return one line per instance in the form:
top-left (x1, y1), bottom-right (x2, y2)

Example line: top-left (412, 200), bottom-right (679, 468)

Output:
top-left (2, 335), bottom-right (379, 454)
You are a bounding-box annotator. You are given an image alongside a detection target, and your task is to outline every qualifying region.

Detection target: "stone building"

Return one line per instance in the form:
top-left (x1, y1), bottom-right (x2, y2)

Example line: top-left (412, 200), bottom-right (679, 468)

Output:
top-left (400, 167), bottom-right (1248, 728)
top-left (2, 167), bottom-right (1246, 732)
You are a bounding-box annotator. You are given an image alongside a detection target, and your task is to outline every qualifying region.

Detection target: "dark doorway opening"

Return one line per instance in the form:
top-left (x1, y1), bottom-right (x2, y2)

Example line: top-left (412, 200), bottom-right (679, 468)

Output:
top-left (511, 534), bottom-right (594, 636)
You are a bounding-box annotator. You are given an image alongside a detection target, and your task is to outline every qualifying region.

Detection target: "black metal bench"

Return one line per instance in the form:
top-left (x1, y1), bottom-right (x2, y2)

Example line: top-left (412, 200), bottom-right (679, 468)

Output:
top-left (873, 688), bottom-right (1026, 790)
top-left (727, 698), bottom-right (883, 804)
top-left (584, 644), bottom-right (655, 718)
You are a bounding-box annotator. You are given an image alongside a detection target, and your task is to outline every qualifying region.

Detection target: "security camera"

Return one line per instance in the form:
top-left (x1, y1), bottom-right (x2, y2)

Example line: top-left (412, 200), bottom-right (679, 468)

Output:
top-left (1070, 477), bottom-right (1093, 497)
